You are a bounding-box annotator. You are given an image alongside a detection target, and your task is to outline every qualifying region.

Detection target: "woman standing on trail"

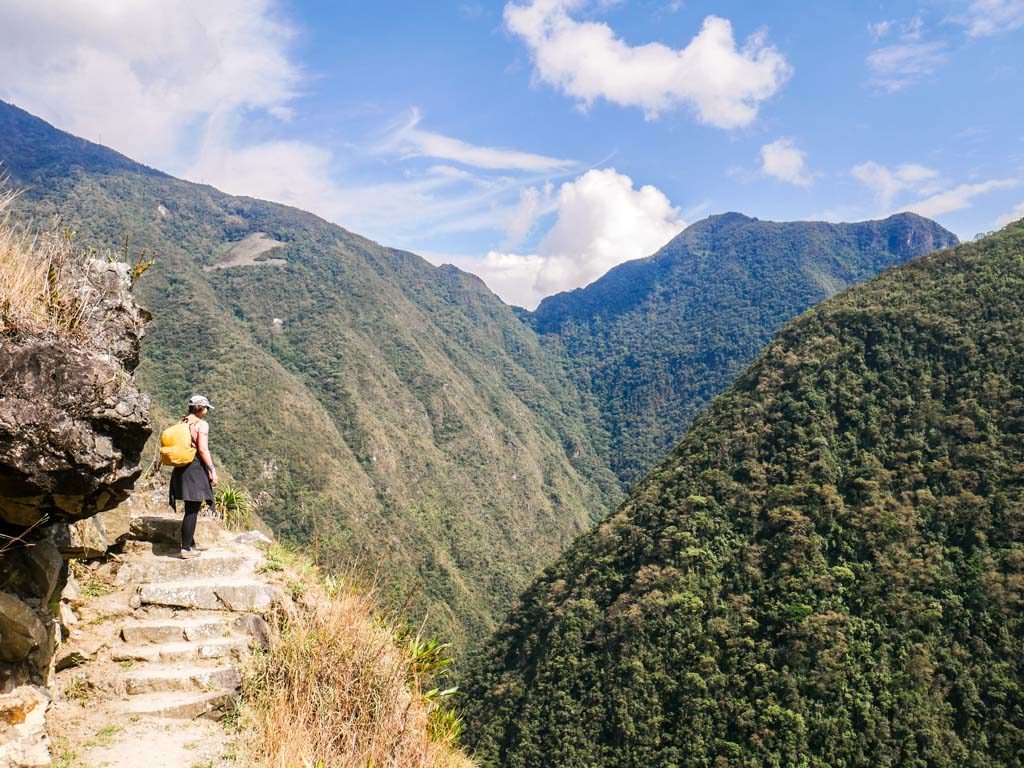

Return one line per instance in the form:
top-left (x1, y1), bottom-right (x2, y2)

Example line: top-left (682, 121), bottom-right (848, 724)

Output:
top-left (169, 395), bottom-right (219, 559)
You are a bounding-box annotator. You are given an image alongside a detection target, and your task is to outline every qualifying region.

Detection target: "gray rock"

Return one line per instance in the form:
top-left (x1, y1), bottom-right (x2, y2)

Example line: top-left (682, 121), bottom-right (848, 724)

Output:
top-left (20, 540), bottom-right (62, 605)
top-left (57, 602), bottom-right (77, 629)
top-left (124, 689), bottom-right (236, 720)
top-left (0, 594), bottom-right (47, 664)
top-left (70, 259), bottom-right (150, 370)
top-left (234, 613), bottom-right (271, 649)
top-left (120, 617), bottom-right (228, 645)
top-left (0, 258), bottom-right (150, 529)
top-left (97, 499), bottom-right (132, 544)
top-left (50, 517), bottom-right (108, 559)
top-left (111, 636), bottom-right (249, 664)
top-left (233, 530), bottom-right (272, 547)
top-left (59, 571), bottom-right (82, 607)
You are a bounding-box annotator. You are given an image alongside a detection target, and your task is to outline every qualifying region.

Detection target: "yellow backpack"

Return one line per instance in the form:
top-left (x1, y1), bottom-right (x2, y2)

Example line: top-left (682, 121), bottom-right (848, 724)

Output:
top-left (159, 417), bottom-right (198, 467)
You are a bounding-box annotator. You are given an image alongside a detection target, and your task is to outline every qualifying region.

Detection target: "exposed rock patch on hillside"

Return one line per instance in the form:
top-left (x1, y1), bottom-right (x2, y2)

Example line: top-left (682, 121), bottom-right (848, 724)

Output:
top-left (202, 232), bottom-right (286, 271)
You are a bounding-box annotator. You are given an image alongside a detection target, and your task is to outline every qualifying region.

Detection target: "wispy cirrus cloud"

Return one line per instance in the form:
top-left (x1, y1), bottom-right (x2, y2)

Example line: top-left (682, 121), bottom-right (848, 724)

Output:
top-left (957, 0), bottom-right (1024, 37)
top-left (864, 15), bottom-right (947, 92)
top-left (908, 179), bottom-right (1019, 217)
top-left (503, 0), bottom-right (791, 127)
top-left (379, 108), bottom-right (575, 172)
top-left (851, 161), bottom-right (942, 207)
top-left (851, 160), bottom-right (1017, 219)
top-left (866, 41), bottom-right (947, 92)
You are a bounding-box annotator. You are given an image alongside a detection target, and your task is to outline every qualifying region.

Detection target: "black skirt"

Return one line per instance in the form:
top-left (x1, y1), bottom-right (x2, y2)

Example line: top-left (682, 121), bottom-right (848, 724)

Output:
top-left (169, 457), bottom-right (214, 508)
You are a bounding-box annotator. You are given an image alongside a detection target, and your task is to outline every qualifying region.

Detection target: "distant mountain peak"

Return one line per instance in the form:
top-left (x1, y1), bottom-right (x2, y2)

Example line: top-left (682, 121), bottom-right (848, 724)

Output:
top-left (527, 211), bottom-right (958, 484)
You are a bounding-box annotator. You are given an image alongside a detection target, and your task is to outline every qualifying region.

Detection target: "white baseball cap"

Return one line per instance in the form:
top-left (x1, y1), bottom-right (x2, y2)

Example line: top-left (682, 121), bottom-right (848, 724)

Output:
top-left (188, 394), bottom-right (214, 410)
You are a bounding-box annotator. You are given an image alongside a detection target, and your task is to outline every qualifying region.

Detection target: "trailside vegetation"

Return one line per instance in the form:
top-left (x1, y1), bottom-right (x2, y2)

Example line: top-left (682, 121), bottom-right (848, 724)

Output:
top-left (238, 544), bottom-right (475, 768)
top-left (464, 221), bottom-right (1024, 767)
top-left (526, 212), bottom-right (959, 485)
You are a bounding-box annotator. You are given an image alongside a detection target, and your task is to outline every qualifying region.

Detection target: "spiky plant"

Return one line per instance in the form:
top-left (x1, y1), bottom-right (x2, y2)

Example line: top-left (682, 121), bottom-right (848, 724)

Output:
top-left (215, 483), bottom-right (254, 531)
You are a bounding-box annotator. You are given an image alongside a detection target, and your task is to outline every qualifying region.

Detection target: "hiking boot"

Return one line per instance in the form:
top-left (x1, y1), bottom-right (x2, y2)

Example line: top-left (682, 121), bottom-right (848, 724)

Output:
top-left (180, 549), bottom-right (201, 560)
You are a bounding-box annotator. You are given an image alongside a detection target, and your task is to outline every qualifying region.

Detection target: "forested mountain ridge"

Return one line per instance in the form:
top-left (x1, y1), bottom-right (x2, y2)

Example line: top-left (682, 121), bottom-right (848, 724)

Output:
top-left (526, 212), bottom-right (960, 485)
top-left (465, 222), bottom-right (1024, 767)
top-left (0, 100), bottom-right (619, 648)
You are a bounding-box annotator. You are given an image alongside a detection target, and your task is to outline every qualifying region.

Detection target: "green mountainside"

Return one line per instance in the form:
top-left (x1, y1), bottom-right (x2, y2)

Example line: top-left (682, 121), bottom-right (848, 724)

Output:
top-left (465, 223), bottom-right (1024, 766)
top-left (0, 101), bottom-right (619, 647)
top-left (526, 212), bottom-right (959, 485)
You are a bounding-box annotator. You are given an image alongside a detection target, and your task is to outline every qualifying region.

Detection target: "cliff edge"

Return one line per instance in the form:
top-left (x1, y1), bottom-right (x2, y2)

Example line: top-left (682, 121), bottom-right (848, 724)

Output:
top-left (0, 220), bottom-right (151, 766)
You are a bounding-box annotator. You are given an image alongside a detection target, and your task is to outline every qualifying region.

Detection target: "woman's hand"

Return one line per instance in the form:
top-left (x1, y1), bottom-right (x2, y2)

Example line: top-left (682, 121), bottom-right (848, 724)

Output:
top-left (208, 468), bottom-right (219, 487)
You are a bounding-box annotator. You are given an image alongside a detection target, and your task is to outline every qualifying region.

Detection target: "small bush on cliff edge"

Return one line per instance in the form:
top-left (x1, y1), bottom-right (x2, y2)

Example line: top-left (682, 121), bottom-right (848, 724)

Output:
top-left (0, 185), bottom-right (154, 340)
top-left (238, 552), bottom-right (475, 768)
top-left (214, 483), bottom-right (255, 531)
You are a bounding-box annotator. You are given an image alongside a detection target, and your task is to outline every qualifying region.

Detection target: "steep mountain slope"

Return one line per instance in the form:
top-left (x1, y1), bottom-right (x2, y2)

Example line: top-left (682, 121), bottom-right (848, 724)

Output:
top-left (0, 101), bottom-right (619, 647)
top-left (527, 212), bottom-right (959, 484)
top-left (465, 223), bottom-right (1024, 767)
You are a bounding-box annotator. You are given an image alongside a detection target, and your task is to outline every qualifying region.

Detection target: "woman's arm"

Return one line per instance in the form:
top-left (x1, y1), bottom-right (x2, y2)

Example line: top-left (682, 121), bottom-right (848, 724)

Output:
top-left (195, 422), bottom-right (219, 487)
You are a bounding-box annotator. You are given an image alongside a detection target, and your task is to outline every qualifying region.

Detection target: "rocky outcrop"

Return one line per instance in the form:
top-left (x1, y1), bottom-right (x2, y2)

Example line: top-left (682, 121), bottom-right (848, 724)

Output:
top-left (0, 261), bottom-right (150, 530)
top-left (0, 256), bottom-right (151, 766)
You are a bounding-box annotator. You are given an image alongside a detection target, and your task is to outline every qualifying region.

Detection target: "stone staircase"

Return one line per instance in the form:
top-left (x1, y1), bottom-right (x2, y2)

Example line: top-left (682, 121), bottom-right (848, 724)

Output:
top-left (49, 515), bottom-right (281, 767)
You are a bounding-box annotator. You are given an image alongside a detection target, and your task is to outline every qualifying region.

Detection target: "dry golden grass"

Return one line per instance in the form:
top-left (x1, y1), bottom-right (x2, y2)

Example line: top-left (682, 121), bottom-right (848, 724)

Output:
top-left (0, 187), bottom-right (84, 338)
top-left (239, 554), bottom-right (476, 768)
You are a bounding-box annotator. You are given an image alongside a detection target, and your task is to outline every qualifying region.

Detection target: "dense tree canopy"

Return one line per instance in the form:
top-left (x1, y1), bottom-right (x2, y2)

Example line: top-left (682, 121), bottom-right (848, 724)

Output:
top-left (527, 212), bottom-right (959, 485)
top-left (465, 222), bottom-right (1024, 767)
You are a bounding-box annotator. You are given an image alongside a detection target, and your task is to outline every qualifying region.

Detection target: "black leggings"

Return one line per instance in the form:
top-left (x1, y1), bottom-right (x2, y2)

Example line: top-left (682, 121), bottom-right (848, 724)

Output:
top-left (181, 500), bottom-right (201, 550)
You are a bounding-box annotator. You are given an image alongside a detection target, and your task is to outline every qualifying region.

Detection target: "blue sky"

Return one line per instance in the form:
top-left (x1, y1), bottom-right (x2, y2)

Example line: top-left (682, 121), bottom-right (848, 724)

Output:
top-left (2, 0), bottom-right (1023, 306)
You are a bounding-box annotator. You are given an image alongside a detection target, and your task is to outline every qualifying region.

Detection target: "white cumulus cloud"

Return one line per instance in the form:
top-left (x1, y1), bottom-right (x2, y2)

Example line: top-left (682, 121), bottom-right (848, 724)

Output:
top-left (0, 0), bottom-right (299, 168)
top-left (760, 138), bottom-right (815, 187)
top-left (504, 0), bottom-right (791, 127)
top-left (450, 168), bottom-right (685, 308)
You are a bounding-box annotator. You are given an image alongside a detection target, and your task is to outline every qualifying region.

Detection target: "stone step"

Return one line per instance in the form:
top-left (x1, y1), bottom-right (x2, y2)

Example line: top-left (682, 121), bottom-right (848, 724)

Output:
top-left (123, 689), bottom-right (237, 719)
top-left (114, 550), bottom-right (253, 586)
top-left (120, 616), bottom-right (232, 645)
top-left (123, 665), bottom-right (241, 695)
top-left (111, 637), bottom-right (251, 664)
top-left (138, 579), bottom-right (279, 612)
top-left (128, 515), bottom-right (222, 547)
